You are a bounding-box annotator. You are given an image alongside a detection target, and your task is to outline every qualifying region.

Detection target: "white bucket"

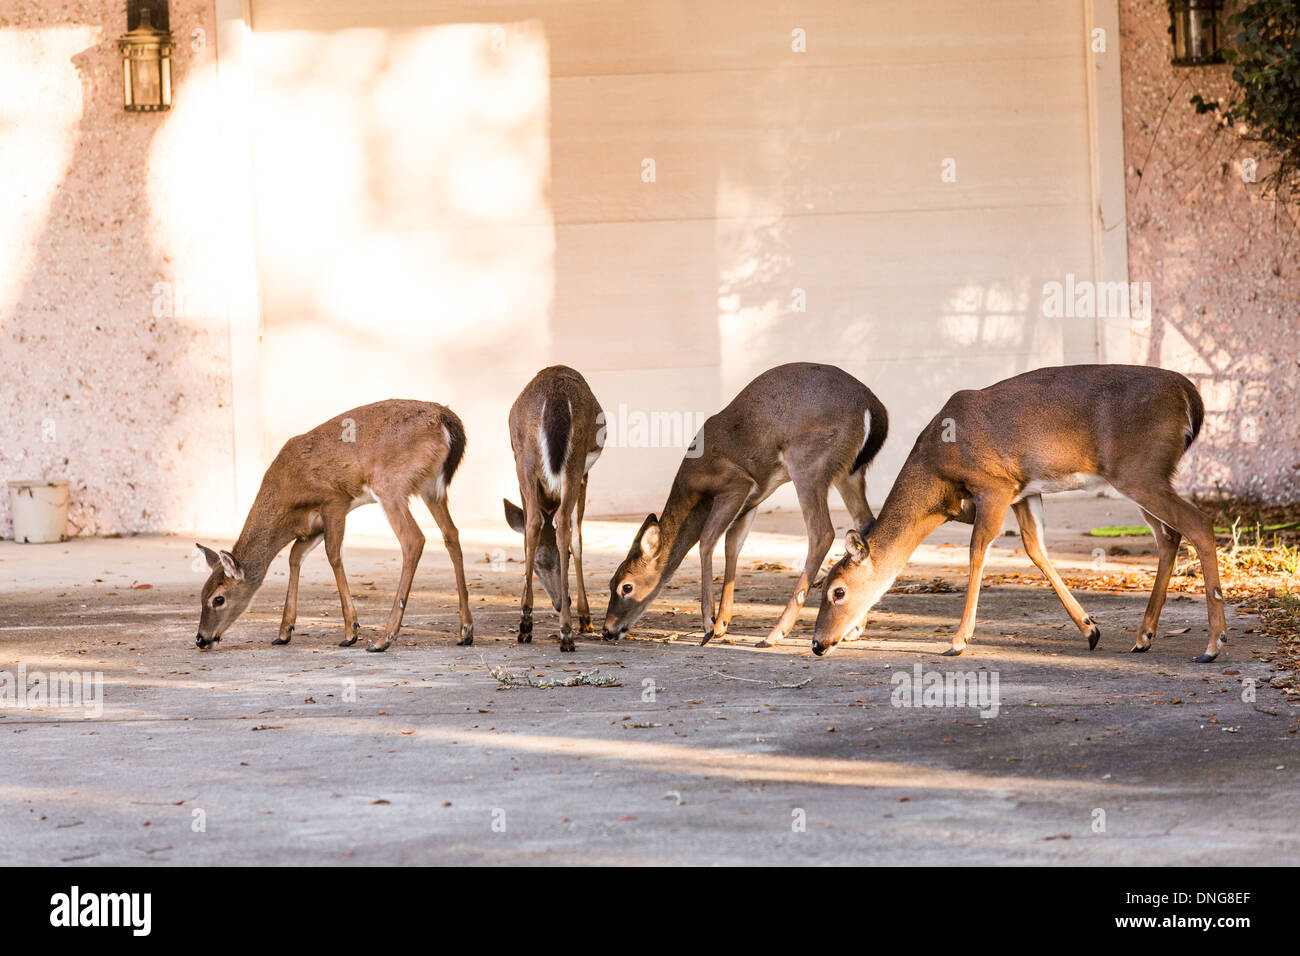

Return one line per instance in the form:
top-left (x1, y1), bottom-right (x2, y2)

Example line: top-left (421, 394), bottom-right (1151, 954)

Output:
top-left (8, 480), bottom-right (70, 543)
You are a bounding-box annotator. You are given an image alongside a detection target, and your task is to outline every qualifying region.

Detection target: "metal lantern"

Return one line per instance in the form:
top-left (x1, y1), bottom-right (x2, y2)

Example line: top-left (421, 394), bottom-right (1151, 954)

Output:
top-left (116, 5), bottom-right (174, 111)
top-left (1169, 0), bottom-right (1225, 66)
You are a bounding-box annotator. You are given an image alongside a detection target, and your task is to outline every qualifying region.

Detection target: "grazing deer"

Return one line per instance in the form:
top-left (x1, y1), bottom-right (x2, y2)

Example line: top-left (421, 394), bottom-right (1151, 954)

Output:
top-left (813, 364), bottom-right (1228, 662)
top-left (194, 399), bottom-right (473, 653)
top-left (503, 366), bottom-right (603, 653)
top-left (602, 363), bottom-right (888, 646)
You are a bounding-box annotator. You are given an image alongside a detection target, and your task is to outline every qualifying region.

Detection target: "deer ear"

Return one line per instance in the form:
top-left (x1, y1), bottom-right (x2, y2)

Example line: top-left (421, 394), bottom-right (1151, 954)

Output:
top-left (845, 528), bottom-right (870, 564)
top-left (218, 550), bottom-right (245, 582)
top-left (503, 499), bottom-right (526, 535)
top-left (636, 514), bottom-right (661, 559)
top-left (196, 543), bottom-right (221, 570)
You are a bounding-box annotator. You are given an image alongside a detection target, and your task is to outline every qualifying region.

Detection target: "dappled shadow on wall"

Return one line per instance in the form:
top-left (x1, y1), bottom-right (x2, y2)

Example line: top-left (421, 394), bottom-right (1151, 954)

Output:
top-left (247, 21), bottom-right (554, 527)
top-left (0, 22), bottom-right (235, 536)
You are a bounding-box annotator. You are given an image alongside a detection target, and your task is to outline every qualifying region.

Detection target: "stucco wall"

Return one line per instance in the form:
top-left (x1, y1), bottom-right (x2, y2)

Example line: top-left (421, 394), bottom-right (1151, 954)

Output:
top-left (1119, 0), bottom-right (1300, 501)
top-left (0, 0), bottom-right (236, 537)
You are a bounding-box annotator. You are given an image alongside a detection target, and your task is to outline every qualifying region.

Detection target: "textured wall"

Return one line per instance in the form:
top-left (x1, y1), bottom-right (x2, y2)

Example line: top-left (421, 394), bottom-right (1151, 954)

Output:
top-left (1119, 0), bottom-right (1300, 500)
top-left (0, 0), bottom-right (236, 537)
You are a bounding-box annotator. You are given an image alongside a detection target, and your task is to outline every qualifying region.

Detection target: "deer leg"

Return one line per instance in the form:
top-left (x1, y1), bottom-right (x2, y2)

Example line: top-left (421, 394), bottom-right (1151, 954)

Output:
top-left (517, 505), bottom-right (544, 644)
top-left (1117, 485), bottom-right (1225, 661)
top-left (1132, 509), bottom-right (1182, 652)
top-left (1011, 495), bottom-right (1099, 649)
top-left (944, 488), bottom-right (1015, 656)
top-left (834, 469), bottom-right (874, 527)
top-left (423, 491), bottom-right (474, 646)
top-left (572, 474), bottom-right (593, 634)
top-left (367, 496), bottom-right (425, 653)
top-left (714, 505), bottom-right (757, 642)
top-left (830, 470), bottom-right (874, 592)
top-left (273, 533), bottom-right (322, 646)
top-left (554, 487), bottom-right (578, 653)
top-left (321, 505), bottom-right (361, 648)
top-left (698, 488), bottom-right (751, 645)
top-left (759, 475), bottom-right (835, 648)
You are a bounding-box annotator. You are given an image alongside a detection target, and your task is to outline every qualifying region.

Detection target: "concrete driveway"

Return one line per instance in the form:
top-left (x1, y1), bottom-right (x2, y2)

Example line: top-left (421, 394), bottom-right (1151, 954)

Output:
top-left (1, 495), bottom-right (1295, 865)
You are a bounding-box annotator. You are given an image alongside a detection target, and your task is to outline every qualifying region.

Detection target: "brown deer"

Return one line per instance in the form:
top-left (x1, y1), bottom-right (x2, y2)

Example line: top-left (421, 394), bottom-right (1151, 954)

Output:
top-left (602, 363), bottom-right (888, 646)
top-left (812, 364), bottom-right (1228, 662)
top-left (194, 399), bottom-right (473, 653)
top-left (503, 366), bottom-right (603, 652)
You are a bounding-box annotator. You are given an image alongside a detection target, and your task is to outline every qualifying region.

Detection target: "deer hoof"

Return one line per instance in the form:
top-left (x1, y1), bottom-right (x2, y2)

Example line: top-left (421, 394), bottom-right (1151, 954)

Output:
top-left (1086, 625), bottom-right (1101, 650)
top-left (578, 616), bottom-right (594, 633)
top-left (367, 638), bottom-right (391, 653)
top-left (338, 636), bottom-right (358, 648)
top-left (1130, 643), bottom-right (1150, 653)
top-left (559, 628), bottom-right (575, 653)
top-left (1194, 652), bottom-right (1219, 664)
top-left (941, 645), bottom-right (966, 657)
top-left (456, 624), bottom-right (474, 647)
top-left (272, 626), bottom-right (293, 646)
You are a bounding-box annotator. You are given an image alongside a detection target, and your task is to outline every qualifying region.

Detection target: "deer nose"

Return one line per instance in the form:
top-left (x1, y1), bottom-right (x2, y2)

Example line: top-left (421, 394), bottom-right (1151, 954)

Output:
top-left (811, 641), bottom-right (826, 656)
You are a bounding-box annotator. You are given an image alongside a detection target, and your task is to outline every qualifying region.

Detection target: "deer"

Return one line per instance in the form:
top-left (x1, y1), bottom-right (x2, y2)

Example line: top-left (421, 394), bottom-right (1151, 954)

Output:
top-left (193, 399), bottom-right (473, 653)
top-left (502, 366), bottom-right (603, 653)
top-left (812, 364), bottom-right (1228, 662)
top-left (602, 362), bottom-right (888, 647)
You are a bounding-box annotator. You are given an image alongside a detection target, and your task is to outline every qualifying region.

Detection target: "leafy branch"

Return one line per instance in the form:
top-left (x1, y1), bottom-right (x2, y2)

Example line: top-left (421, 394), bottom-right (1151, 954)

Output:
top-left (1190, 0), bottom-right (1300, 206)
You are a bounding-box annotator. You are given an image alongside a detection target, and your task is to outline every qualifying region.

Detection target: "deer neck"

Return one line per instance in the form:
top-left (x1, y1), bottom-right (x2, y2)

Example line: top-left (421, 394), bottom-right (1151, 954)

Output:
top-left (230, 486), bottom-right (299, 586)
top-left (653, 481), bottom-right (712, 584)
top-left (864, 463), bottom-right (957, 587)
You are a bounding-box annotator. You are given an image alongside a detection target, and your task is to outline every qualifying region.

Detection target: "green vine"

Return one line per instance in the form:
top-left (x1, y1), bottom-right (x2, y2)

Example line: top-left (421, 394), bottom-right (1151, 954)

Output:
top-left (1190, 0), bottom-right (1300, 203)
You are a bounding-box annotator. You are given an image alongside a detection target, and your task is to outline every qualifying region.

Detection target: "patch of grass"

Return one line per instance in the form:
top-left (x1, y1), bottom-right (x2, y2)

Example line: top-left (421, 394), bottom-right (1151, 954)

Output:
top-left (1088, 520), bottom-right (1300, 538)
top-left (1221, 518), bottom-right (1300, 576)
top-left (1088, 525), bottom-right (1152, 537)
top-left (1259, 589), bottom-right (1300, 700)
top-left (1263, 590), bottom-right (1300, 634)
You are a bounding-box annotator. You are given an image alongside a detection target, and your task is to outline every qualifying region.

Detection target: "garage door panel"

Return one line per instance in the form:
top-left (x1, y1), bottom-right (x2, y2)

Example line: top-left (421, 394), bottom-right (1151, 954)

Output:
top-left (247, 0), bottom-right (1104, 521)
top-left (552, 205), bottom-right (1092, 372)
top-left (550, 59), bottom-right (1091, 225)
top-left (252, 0), bottom-right (1083, 76)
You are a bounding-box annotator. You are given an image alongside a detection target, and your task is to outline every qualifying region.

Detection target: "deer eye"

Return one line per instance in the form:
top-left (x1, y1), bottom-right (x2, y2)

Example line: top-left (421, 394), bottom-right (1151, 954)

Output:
top-left (620, 582), bottom-right (634, 596)
top-left (832, 587), bottom-right (846, 603)
top-left (211, 595), bottom-right (226, 608)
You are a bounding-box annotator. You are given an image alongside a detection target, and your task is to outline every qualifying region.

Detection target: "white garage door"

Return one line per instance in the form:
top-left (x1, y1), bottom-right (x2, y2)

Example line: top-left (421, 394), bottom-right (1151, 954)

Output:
top-left (244, 0), bottom-right (1124, 522)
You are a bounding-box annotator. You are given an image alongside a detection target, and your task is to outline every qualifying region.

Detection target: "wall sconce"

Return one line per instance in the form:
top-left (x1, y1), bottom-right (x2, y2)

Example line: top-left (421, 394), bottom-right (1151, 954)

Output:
top-left (1168, 0), bottom-right (1225, 66)
top-left (117, 2), bottom-right (174, 111)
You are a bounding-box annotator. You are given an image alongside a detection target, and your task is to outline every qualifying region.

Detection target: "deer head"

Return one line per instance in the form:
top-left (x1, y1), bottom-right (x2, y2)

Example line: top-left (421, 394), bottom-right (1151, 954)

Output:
top-left (602, 514), bottom-right (665, 639)
top-left (503, 499), bottom-right (565, 612)
top-left (194, 543), bottom-right (260, 649)
top-left (812, 520), bottom-right (890, 656)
